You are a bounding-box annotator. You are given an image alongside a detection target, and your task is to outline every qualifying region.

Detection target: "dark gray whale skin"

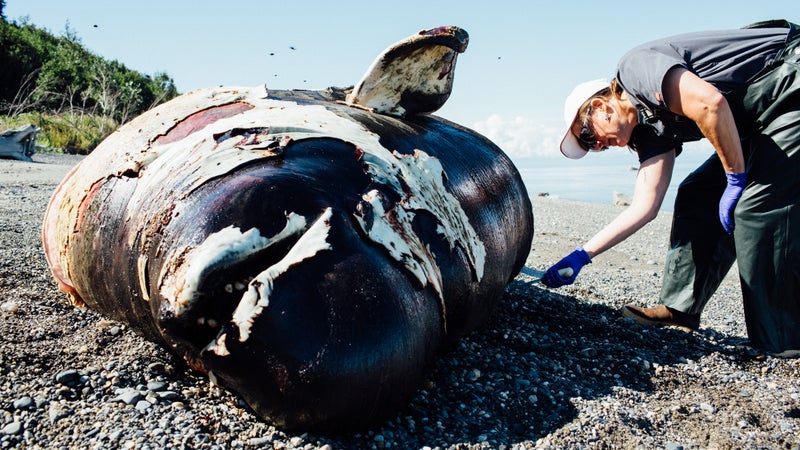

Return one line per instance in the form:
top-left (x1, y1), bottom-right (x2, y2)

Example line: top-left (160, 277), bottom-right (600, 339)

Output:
top-left (42, 31), bottom-right (533, 432)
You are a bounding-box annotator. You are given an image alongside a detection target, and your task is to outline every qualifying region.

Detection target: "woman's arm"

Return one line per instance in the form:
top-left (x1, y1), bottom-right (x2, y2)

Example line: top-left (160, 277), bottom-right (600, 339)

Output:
top-left (662, 67), bottom-right (745, 173)
top-left (582, 150), bottom-right (675, 258)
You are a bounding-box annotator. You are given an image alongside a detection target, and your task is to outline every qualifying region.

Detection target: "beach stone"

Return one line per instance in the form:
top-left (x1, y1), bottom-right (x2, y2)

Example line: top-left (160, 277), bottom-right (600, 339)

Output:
top-left (33, 396), bottom-right (47, 408)
top-left (117, 388), bottom-right (143, 405)
top-left (157, 391), bottom-right (180, 401)
top-left (146, 381), bottom-right (167, 392)
top-left (54, 369), bottom-right (80, 386)
top-left (0, 301), bottom-right (19, 314)
top-left (135, 400), bottom-right (151, 412)
top-left (1, 155), bottom-right (798, 449)
top-left (48, 404), bottom-right (73, 423)
top-left (2, 421), bottom-right (21, 435)
top-left (700, 403), bottom-right (716, 414)
top-left (12, 396), bottom-right (33, 409)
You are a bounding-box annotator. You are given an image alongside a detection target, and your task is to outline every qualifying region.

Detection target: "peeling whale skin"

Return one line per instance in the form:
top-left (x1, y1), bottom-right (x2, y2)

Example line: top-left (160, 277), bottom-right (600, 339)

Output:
top-left (42, 28), bottom-right (533, 432)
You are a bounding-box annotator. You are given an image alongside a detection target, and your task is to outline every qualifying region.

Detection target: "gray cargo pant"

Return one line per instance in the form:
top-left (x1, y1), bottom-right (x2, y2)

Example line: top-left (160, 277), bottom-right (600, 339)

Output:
top-left (659, 29), bottom-right (800, 354)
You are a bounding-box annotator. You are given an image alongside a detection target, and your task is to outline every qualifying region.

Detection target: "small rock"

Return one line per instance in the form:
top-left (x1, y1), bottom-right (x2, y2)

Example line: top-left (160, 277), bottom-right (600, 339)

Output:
top-left (157, 391), bottom-right (181, 401)
top-left (135, 400), bottom-right (151, 412)
top-left (117, 388), bottom-right (143, 405)
top-left (613, 192), bottom-right (631, 206)
top-left (34, 396), bottom-right (48, 408)
top-left (55, 369), bottom-right (80, 385)
top-left (49, 403), bottom-right (74, 423)
top-left (2, 421), bottom-right (22, 435)
top-left (147, 381), bottom-right (167, 392)
top-left (700, 402), bottom-right (716, 414)
top-left (147, 362), bottom-right (168, 375)
top-left (13, 396), bottom-right (33, 410)
top-left (248, 436), bottom-right (273, 446)
top-left (0, 301), bottom-right (19, 314)
top-left (56, 387), bottom-right (74, 398)
top-left (469, 369), bottom-right (481, 382)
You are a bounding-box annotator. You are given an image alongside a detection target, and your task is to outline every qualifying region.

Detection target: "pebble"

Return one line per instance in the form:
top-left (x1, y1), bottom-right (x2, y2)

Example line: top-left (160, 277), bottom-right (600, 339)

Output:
top-left (48, 404), bottom-right (73, 423)
top-left (0, 172), bottom-right (796, 449)
top-left (55, 369), bottom-right (80, 386)
top-left (13, 396), bottom-right (33, 409)
top-left (135, 400), bottom-right (152, 412)
top-left (0, 300), bottom-right (19, 314)
top-left (114, 388), bottom-right (141, 405)
top-left (248, 436), bottom-right (273, 446)
top-left (700, 403), bottom-right (716, 414)
top-left (1, 421), bottom-right (21, 435)
top-left (146, 381), bottom-right (167, 392)
top-left (157, 391), bottom-right (181, 401)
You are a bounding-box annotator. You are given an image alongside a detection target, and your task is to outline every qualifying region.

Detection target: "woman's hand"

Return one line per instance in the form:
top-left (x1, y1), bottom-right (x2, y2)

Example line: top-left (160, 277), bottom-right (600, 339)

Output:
top-left (542, 247), bottom-right (591, 288)
top-left (719, 172), bottom-right (747, 233)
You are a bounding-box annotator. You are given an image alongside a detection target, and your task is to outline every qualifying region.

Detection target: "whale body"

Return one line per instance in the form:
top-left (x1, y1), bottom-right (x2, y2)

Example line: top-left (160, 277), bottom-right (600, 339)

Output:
top-left (41, 26), bottom-right (533, 431)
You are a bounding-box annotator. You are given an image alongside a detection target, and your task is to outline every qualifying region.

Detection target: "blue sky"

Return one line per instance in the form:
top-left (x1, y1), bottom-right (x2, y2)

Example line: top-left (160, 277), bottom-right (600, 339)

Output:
top-left (6, 1), bottom-right (799, 161)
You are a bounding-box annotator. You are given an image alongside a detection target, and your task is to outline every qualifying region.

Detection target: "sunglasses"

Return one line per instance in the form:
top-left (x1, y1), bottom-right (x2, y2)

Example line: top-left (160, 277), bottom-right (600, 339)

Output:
top-left (577, 107), bottom-right (608, 151)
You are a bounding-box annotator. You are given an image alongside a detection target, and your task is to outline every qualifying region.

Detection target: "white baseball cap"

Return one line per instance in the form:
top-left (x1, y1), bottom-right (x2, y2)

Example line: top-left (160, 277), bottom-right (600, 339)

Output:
top-left (559, 78), bottom-right (609, 159)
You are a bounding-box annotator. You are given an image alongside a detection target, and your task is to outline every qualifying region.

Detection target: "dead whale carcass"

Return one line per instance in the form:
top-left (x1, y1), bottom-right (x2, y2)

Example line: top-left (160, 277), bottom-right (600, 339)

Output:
top-left (41, 26), bottom-right (533, 431)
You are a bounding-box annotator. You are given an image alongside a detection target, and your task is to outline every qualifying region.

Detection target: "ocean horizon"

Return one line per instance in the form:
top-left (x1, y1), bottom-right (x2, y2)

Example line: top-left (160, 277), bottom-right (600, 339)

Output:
top-left (514, 147), bottom-right (716, 212)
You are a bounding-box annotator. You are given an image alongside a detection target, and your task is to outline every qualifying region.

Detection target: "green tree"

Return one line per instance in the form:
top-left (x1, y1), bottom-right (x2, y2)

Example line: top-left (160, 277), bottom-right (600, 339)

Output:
top-left (34, 31), bottom-right (94, 111)
top-left (0, 19), bottom-right (58, 107)
top-left (1, 16), bottom-right (179, 152)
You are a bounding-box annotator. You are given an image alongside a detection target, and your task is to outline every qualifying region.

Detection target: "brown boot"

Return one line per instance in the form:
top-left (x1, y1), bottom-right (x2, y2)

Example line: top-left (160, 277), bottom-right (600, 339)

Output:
top-left (621, 304), bottom-right (700, 331)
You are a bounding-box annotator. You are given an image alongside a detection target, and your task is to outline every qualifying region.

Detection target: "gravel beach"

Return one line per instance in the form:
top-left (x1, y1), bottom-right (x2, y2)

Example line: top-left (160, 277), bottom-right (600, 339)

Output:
top-left (0, 154), bottom-right (798, 449)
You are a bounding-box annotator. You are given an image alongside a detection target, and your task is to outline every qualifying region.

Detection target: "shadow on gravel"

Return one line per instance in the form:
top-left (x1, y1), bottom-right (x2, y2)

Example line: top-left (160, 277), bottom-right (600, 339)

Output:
top-left (328, 278), bottom-right (744, 448)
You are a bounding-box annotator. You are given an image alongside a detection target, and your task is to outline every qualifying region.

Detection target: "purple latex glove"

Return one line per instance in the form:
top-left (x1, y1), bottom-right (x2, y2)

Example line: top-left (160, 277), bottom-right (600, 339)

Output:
top-left (542, 247), bottom-right (592, 288)
top-left (719, 172), bottom-right (746, 234)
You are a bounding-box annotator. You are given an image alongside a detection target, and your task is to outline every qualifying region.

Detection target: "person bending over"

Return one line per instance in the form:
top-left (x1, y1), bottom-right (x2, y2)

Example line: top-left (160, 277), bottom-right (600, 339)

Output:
top-left (543, 20), bottom-right (800, 357)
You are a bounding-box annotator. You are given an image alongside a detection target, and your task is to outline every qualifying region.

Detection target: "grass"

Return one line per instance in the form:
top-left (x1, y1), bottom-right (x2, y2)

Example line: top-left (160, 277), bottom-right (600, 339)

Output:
top-left (0, 112), bottom-right (117, 154)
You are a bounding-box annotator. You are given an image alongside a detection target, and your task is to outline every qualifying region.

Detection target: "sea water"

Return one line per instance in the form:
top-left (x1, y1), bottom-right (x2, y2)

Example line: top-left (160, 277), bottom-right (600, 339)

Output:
top-left (514, 146), bottom-right (715, 212)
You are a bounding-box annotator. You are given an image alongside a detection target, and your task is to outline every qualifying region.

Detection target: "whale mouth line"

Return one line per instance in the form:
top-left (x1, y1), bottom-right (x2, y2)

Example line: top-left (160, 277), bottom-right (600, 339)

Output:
top-left (158, 212), bottom-right (308, 318)
top-left (155, 209), bottom-right (335, 361)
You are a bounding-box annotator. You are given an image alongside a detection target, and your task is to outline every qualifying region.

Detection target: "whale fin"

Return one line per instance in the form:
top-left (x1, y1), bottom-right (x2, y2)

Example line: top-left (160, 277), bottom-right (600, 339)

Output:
top-left (346, 26), bottom-right (468, 118)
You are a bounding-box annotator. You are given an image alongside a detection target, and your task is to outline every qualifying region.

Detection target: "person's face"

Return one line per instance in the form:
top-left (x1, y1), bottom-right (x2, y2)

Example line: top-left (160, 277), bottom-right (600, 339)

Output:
top-left (571, 98), bottom-right (634, 151)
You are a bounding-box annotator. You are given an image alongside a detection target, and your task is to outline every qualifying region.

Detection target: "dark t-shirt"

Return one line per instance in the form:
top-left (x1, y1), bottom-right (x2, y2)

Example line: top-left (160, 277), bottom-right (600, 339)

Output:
top-left (616, 26), bottom-right (789, 163)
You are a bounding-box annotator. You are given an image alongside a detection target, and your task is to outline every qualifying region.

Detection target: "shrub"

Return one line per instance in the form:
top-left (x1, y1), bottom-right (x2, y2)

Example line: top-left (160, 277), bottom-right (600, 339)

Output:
top-left (1, 111), bottom-right (116, 154)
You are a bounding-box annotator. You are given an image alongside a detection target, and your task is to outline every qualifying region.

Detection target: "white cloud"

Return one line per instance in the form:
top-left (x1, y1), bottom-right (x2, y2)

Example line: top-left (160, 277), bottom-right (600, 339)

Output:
top-left (472, 114), bottom-right (562, 159)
